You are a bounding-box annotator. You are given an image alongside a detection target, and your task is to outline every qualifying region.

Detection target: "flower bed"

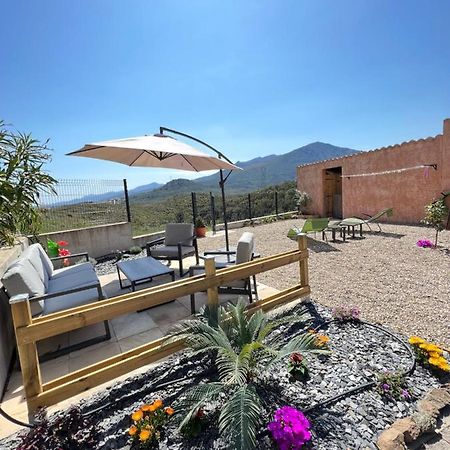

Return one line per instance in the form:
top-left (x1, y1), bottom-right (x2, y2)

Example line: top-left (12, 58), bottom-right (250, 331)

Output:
top-left (3, 301), bottom-right (448, 450)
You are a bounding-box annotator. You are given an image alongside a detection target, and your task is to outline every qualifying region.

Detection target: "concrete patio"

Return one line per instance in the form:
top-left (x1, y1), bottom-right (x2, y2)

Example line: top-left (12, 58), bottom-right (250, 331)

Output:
top-left (0, 249), bottom-right (278, 439)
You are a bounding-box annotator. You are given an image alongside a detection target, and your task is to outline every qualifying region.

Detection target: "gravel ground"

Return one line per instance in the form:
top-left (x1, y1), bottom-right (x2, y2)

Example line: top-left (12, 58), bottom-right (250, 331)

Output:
top-left (196, 219), bottom-right (450, 348)
top-left (3, 301), bottom-right (447, 450)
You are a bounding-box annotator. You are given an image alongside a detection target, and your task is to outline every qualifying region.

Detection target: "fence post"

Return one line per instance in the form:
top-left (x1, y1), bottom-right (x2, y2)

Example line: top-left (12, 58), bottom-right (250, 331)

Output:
top-left (9, 294), bottom-right (42, 419)
top-left (248, 193), bottom-right (252, 220)
top-left (191, 192), bottom-right (197, 225)
top-left (204, 257), bottom-right (219, 309)
top-left (210, 192), bottom-right (216, 233)
top-left (297, 234), bottom-right (309, 288)
top-left (123, 179), bottom-right (132, 223)
top-left (275, 191), bottom-right (279, 217)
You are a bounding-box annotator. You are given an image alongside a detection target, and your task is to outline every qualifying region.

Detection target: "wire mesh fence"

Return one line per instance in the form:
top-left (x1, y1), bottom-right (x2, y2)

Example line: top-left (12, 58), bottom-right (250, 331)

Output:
top-left (39, 179), bottom-right (128, 233)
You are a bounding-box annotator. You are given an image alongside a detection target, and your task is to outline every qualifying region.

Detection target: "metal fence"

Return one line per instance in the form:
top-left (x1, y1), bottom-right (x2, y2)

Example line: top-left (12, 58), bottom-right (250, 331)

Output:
top-left (39, 179), bottom-right (129, 233)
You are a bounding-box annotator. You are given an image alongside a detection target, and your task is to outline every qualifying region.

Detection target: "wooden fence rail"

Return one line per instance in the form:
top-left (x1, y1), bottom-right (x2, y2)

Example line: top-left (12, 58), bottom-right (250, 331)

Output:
top-left (10, 235), bottom-right (310, 418)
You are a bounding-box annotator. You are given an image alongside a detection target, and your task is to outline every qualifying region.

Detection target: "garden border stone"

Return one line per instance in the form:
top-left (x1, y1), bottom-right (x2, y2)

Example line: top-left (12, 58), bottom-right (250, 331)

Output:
top-left (376, 384), bottom-right (450, 450)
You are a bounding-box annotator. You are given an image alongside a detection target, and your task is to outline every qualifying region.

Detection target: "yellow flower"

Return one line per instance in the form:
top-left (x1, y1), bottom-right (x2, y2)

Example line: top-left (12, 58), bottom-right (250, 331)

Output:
top-left (437, 360), bottom-right (450, 371)
top-left (429, 351), bottom-right (441, 359)
top-left (141, 404), bottom-right (153, 412)
top-left (153, 399), bottom-right (163, 409)
top-left (139, 429), bottom-right (151, 442)
top-left (426, 344), bottom-right (442, 354)
top-left (316, 335), bottom-right (330, 346)
top-left (408, 336), bottom-right (425, 345)
top-left (428, 356), bottom-right (441, 366)
top-left (165, 406), bottom-right (175, 416)
top-left (128, 425), bottom-right (138, 436)
top-left (131, 409), bottom-right (143, 422)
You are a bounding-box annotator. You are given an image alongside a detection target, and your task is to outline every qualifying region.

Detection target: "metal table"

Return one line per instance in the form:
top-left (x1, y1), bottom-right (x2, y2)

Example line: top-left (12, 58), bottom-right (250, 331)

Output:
top-left (117, 257), bottom-right (175, 292)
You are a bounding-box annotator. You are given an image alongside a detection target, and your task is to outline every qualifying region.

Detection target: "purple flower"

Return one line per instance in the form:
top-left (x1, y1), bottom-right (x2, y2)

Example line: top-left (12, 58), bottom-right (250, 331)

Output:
top-left (417, 239), bottom-right (433, 248)
top-left (268, 406), bottom-right (312, 449)
top-left (401, 389), bottom-right (411, 399)
top-left (382, 383), bottom-right (390, 391)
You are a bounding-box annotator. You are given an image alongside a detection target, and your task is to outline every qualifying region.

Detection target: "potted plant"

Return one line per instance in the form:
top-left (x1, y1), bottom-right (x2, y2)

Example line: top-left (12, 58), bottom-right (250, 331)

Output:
top-left (195, 217), bottom-right (207, 237)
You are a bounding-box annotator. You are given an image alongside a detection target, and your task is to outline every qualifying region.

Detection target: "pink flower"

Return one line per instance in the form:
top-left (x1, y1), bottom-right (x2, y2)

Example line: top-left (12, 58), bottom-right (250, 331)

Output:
top-left (58, 248), bottom-right (71, 257)
top-left (57, 240), bottom-right (69, 247)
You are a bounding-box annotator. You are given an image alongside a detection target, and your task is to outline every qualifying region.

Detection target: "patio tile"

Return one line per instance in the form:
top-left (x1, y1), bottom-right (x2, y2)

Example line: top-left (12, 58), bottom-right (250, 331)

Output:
top-left (144, 299), bottom-right (191, 326)
top-left (37, 332), bottom-right (69, 357)
top-left (69, 341), bottom-right (122, 372)
top-left (118, 327), bottom-right (164, 353)
top-left (111, 312), bottom-right (158, 340)
top-left (40, 355), bottom-right (70, 384)
top-left (69, 321), bottom-right (116, 346)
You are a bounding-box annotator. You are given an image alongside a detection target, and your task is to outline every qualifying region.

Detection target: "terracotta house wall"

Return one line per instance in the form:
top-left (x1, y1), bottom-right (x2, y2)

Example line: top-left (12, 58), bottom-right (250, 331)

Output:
top-left (297, 119), bottom-right (450, 224)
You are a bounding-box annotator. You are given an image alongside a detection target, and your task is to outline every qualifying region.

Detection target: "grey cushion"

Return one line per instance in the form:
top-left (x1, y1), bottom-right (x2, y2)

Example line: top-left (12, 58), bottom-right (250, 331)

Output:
top-left (51, 262), bottom-right (95, 279)
top-left (47, 270), bottom-right (99, 294)
top-left (150, 245), bottom-right (195, 258)
top-left (165, 223), bottom-right (194, 246)
top-left (235, 232), bottom-right (255, 265)
top-left (2, 259), bottom-right (46, 316)
top-left (35, 243), bottom-right (54, 278)
top-left (43, 287), bottom-right (103, 315)
top-left (22, 244), bottom-right (50, 290)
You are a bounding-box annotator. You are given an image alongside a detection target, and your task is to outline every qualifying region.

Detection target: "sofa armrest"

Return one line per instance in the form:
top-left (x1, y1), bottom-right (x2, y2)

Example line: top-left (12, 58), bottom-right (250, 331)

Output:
top-left (32, 282), bottom-right (103, 302)
top-left (51, 252), bottom-right (89, 263)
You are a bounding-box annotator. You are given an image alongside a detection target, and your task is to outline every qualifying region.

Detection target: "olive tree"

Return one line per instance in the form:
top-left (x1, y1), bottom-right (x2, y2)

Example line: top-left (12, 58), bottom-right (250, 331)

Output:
top-left (0, 121), bottom-right (57, 246)
top-left (423, 198), bottom-right (449, 247)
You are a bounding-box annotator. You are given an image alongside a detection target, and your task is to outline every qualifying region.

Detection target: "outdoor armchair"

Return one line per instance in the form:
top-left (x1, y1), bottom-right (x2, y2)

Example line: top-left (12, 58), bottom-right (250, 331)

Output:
top-left (146, 223), bottom-right (199, 277)
top-left (188, 232), bottom-right (257, 314)
top-left (287, 218), bottom-right (330, 241)
top-left (1, 243), bottom-right (110, 361)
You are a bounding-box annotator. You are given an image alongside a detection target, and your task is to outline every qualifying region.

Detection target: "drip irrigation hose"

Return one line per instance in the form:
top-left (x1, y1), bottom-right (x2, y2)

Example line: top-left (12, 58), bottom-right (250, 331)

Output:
top-left (302, 318), bottom-right (416, 415)
top-left (0, 406), bottom-right (34, 429)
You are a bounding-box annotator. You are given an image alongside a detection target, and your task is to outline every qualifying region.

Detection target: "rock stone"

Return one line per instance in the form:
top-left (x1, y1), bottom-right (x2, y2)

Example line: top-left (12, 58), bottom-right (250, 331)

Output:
top-left (377, 425), bottom-right (406, 450)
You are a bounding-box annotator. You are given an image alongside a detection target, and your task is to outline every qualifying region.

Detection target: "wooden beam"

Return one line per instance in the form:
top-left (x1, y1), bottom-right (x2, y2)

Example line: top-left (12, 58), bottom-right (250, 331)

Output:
top-left (204, 257), bottom-right (219, 309)
top-left (297, 234), bottom-right (309, 287)
top-left (18, 250), bottom-right (307, 345)
top-left (9, 294), bottom-right (42, 418)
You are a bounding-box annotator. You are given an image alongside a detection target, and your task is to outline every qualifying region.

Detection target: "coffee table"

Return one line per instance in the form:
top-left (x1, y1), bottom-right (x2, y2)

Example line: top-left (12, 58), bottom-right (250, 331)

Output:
top-left (117, 257), bottom-right (175, 292)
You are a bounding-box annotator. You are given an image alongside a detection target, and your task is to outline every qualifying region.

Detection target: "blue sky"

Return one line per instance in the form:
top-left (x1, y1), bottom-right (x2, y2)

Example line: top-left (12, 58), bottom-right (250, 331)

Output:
top-left (2, 0), bottom-right (450, 188)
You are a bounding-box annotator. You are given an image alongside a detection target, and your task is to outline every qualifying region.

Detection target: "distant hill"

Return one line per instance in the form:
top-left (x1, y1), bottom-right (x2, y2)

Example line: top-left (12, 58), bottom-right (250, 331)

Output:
top-left (131, 141), bottom-right (359, 202)
top-left (193, 142), bottom-right (359, 191)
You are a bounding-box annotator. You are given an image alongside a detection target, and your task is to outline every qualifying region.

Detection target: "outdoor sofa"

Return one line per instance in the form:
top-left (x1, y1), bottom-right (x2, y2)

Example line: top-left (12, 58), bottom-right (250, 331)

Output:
top-left (1, 243), bottom-right (110, 360)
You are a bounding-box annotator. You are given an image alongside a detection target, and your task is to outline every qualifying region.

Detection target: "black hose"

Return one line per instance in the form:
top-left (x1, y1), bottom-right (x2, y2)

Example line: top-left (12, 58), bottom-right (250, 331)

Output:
top-left (0, 406), bottom-right (34, 428)
top-left (302, 318), bottom-right (416, 414)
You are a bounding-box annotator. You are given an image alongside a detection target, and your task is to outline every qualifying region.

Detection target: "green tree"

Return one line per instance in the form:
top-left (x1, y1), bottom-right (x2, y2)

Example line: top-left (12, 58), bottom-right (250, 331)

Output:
top-left (0, 121), bottom-right (57, 246)
top-left (423, 198), bottom-right (449, 247)
top-left (167, 299), bottom-right (329, 450)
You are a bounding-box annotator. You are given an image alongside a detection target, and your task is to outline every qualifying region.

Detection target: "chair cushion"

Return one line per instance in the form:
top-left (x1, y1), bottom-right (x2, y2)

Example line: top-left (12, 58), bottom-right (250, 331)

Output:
top-left (43, 287), bottom-right (103, 315)
top-left (2, 259), bottom-right (46, 316)
top-left (22, 244), bottom-right (50, 290)
top-left (47, 269), bottom-right (99, 294)
top-left (150, 245), bottom-right (195, 258)
top-left (35, 243), bottom-right (54, 278)
top-left (235, 232), bottom-right (255, 265)
top-left (51, 262), bottom-right (95, 279)
top-left (165, 223), bottom-right (194, 246)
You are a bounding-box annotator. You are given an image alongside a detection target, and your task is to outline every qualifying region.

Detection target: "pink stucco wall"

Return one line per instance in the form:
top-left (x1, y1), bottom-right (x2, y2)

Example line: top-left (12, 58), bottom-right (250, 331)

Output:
top-left (297, 119), bottom-right (450, 224)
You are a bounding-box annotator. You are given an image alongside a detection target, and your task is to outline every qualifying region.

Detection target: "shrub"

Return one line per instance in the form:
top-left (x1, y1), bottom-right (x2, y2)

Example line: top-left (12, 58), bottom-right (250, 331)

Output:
top-left (129, 245), bottom-right (143, 255)
top-left (16, 406), bottom-right (98, 449)
top-left (128, 400), bottom-right (174, 448)
top-left (0, 120), bottom-right (57, 246)
top-left (376, 371), bottom-right (412, 401)
top-left (422, 198), bottom-right (449, 247)
top-left (287, 353), bottom-right (309, 381)
top-left (294, 191), bottom-right (312, 214)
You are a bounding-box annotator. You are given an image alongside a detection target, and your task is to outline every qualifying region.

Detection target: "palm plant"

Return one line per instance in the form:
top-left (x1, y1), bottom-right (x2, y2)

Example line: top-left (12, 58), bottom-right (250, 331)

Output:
top-left (166, 299), bottom-right (329, 450)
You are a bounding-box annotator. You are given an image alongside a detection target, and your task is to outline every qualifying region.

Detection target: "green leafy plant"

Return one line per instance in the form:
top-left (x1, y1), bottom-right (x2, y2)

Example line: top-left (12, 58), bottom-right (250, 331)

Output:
top-left (129, 245), bottom-right (143, 255)
top-left (422, 198), bottom-right (449, 247)
top-left (287, 352), bottom-right (309, 381)
top-left (376, 371), bottom-right (412, 401)
top-left (195, 217), bottom-right (206, 228)
top-left (166, 299), bottom-right (329, 450)
top-left (0, 120), bottom-right (57, 246)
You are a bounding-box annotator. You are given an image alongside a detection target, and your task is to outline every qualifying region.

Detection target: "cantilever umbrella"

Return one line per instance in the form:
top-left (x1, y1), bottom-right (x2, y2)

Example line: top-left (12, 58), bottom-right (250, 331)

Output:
top-left (67, 132), bottom-right (241, 249)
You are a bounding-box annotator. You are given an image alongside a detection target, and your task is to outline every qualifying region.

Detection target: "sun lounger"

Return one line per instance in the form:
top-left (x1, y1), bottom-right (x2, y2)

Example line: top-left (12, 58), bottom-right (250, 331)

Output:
top-left (287, 218), bottom-right (329, 241)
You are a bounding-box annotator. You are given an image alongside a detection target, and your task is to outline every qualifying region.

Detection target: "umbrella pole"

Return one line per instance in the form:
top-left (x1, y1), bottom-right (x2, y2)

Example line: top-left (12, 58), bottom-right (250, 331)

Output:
top-left (219, 169), bottom-right (230, 252)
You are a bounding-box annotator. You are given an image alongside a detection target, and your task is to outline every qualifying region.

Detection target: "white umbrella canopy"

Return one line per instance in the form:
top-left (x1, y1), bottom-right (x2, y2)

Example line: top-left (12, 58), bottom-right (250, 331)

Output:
top-left (67, 134), bottom-right (240, 172)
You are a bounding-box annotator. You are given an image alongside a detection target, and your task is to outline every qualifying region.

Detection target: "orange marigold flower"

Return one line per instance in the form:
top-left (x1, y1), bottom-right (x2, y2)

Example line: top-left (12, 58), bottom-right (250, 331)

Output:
top-left (316, 335), bottom-right (330, 346)
top-left (408, 336), bottom-right (425, 345)
top-left (153, 399), bottom-right (163, 409)
top-left (128, 425), bottom-right (138, 436)
top-left (131, 409), bottom-right (143, 421)
top-left (141, 404), bottom-right (153, 412)
top-left (165, 406), bottom-right (175, 416)
top-left (139, 429), bottom-right (151, 442)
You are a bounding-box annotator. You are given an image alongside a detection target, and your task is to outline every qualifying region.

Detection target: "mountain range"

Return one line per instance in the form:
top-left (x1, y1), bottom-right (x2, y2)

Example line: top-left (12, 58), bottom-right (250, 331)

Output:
top-left (131, 141), bottom-right (359, 202)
